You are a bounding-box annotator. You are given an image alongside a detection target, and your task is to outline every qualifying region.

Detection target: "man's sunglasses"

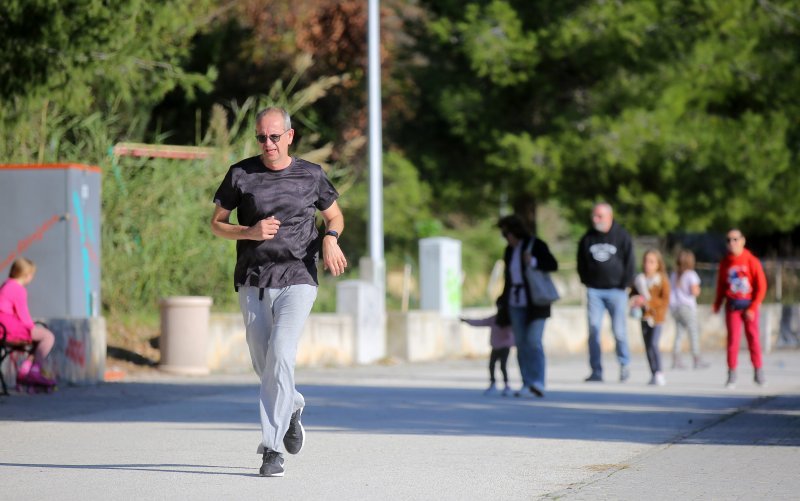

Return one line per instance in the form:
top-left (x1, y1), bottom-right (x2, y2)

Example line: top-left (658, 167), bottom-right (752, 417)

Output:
top-left (256, 130), bottom-right (291, 144)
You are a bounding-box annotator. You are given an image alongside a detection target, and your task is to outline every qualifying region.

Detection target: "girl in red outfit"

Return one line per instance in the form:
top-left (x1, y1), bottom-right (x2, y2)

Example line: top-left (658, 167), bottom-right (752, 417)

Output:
top-left (712, 229), bottom-right (767, 388)
top-left (0, 258), bottom-right (56, 387)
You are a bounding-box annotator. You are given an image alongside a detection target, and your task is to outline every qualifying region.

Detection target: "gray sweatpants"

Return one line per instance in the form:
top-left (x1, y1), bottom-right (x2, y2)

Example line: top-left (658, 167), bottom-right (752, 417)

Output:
top-left (672, 304), bottom-right (701, 357)
top-left (238, 285), bottom-right (317, 454)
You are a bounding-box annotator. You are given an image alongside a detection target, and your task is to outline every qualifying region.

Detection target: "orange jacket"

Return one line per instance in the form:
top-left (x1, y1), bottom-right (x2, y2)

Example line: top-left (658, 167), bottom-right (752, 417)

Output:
top-left (645, 274), bottom-right (670, 324)
top-left (713, 248), bottom-right (767, 314)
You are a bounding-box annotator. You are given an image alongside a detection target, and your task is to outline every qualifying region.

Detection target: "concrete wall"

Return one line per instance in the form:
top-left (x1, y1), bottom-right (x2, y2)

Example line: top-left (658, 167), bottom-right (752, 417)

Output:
top-left (296, 313), bottom-right (354, 367)
top-left (207, 312), bottom-right (354, 372)
top-left (47, 317), bottom-right (106, 385)
top-left (205, 304), bottom-right (789, 372)
top-left (460, 304), bottom-right (784, 357)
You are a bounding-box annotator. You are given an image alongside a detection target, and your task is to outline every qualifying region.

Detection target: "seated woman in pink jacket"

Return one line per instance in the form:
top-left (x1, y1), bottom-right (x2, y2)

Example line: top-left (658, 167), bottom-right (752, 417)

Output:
top-left (0, 257), bottom-right (56, 387)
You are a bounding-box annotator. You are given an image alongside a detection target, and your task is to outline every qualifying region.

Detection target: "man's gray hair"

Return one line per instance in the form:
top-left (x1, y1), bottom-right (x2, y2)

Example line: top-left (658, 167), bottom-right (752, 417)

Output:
top-left (593, 202), bottom-right (613, 216)
top-left (256, 107), bottom-right (292, 130)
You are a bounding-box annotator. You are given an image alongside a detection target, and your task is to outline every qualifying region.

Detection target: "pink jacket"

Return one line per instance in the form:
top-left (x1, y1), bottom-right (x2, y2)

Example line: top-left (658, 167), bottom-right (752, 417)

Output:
top-left (0, 279), bottom-right (35, 336)
top-left (462, 315), bottom-right (515, 349)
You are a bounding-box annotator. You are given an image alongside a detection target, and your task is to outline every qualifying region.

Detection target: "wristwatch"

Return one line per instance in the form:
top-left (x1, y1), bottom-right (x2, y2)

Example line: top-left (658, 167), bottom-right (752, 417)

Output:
top-left (324, 230), bottom-right (339, 240)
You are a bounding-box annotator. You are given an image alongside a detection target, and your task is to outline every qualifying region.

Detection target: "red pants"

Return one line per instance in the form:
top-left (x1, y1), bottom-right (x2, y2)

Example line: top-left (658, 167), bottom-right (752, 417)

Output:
top-left (725, 307), bottom-right (763, 370)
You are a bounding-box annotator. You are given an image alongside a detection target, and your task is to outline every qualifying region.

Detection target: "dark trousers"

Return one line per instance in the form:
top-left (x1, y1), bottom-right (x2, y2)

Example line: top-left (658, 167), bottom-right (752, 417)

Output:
top-left (489, 347), bottom-right (510, 384)
top-left (642, 322), bottom-right (663, 374)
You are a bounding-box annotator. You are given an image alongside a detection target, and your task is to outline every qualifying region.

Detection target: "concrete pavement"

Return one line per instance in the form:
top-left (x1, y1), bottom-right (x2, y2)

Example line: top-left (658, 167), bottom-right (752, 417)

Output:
top-left (1, 348), bottom-right (798, 500)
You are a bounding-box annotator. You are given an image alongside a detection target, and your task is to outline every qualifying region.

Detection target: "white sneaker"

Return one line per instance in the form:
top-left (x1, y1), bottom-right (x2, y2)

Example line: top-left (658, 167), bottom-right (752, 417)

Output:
top-left (654, 372), bottom-right (666, 386)
top-left (501, 385), bottom-right (511, 397)
top-left (483, 383), bottom-right (497, 396)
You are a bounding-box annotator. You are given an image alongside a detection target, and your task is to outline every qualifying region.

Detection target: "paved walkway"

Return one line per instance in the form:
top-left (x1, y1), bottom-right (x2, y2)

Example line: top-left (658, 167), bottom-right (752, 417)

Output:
top-left (1, 348), bottom-right (798, 500)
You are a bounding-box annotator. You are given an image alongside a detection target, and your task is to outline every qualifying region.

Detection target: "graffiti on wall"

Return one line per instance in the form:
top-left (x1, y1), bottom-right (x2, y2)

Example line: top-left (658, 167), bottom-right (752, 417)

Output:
top-left (72, 190), bottom-right (96, 316)
top-left (65, 337), bottom-right (86, 368)
top-left (0, 213), bottom-right (68, 271)
top-left (46, 318), bottom-right (102, 384)
top-left (445, 268), bottom-right (462, 313)
top-left (1, 190), bottom-right (99, 316)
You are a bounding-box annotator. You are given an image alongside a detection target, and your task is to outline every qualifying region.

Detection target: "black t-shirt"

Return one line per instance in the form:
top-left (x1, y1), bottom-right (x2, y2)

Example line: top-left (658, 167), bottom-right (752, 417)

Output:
top-left (213, 155), bottom-right (339, 288)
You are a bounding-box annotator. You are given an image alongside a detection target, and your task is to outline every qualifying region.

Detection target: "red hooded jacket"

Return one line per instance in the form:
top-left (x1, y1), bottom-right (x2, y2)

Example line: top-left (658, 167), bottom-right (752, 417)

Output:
top-left (713, 248), bottom-right (767, 315)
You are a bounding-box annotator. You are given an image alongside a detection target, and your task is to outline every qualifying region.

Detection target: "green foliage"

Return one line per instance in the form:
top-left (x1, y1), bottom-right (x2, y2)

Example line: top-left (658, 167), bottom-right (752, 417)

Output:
top-left (405, 0), bottom-right (800, 236)
top-left (4, 0), bottom-right (800, 321)
top-left (456, 0), bottom-right (539, 87)
top-left (100, 87), bottom-right (354, 316)
top-left (1, 0), bottom-right (216, 127)
top-left (553, 0), bottom-right (800, 233)
top-left (102, 154), bottom-right (235, 314)
top-left (341, 149), bottom-right (435, 265)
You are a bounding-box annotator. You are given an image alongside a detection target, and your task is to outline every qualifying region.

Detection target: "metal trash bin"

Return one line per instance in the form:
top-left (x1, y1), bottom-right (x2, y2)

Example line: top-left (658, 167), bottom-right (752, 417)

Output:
top-left (159, 296), bottom-right (212, 375)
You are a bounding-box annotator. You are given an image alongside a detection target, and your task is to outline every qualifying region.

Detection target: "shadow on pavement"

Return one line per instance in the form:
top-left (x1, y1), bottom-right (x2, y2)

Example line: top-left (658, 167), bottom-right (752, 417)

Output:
top-left (2, 380), bottom-right (798, 446)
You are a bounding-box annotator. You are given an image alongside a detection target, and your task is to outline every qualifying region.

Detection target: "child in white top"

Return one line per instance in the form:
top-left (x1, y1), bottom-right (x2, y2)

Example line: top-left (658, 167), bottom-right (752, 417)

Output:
top-left (669, 249), bottom-right (709, 369)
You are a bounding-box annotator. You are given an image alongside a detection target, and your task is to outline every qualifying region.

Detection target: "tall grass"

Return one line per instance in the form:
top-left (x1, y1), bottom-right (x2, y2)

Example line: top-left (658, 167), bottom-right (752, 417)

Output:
top-left (102, 151), bottom-right (237, 314)
top-left (102, 91), bottom-right (350, 316)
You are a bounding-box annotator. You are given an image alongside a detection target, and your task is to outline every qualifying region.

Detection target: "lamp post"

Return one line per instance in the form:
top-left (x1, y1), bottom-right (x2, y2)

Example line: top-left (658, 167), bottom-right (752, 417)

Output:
top-left (363, 0), bottom-right (385, 293)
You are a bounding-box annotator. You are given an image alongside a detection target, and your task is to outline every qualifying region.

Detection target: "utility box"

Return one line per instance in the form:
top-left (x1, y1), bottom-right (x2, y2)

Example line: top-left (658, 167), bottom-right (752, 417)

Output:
top-left (419, 237), bottom-right (462, 318)
top-left (0, 164), bottom-right (102, 318)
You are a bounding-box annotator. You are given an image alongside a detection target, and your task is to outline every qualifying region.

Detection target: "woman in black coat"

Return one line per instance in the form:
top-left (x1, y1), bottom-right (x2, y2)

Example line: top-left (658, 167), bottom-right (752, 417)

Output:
top-left (497, 215), bottom-right (558, 397)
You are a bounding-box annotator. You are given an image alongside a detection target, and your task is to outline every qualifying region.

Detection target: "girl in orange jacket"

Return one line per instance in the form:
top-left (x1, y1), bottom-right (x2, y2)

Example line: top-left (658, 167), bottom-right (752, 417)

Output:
top-left (631, 249), bottom-right (671, 386)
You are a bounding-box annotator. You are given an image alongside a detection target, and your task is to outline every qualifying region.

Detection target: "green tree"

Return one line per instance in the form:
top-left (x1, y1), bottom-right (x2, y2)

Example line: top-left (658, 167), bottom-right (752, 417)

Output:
top-left (396, 0), bottom-right (800, 235)
top-left (0, 0), bottom-right (217, 164)
top-left (551, 0), bottom-right (800, 234)
top-left (0, 0), bottom-right (215, 115)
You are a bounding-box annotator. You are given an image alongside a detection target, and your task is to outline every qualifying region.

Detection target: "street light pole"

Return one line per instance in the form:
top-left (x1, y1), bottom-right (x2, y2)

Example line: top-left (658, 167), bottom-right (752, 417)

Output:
top-left (364, 0), bottom-right (385, 291)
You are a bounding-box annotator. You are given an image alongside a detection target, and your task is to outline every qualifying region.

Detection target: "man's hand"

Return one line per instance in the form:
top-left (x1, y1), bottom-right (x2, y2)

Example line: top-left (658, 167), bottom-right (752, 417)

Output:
top-left (745, 309), bottom-right (755, 321)
top-left (247, 216), bottom-right (280, 240)
top-left (323, 236), bottom-right (348, 276)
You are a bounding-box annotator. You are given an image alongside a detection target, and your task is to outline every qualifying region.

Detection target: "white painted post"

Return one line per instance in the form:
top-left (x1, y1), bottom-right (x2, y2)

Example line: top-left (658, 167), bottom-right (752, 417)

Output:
top-left (419, 237), bottom-right (462, 318)
top-left (337, 280), bottom-right (386, 364)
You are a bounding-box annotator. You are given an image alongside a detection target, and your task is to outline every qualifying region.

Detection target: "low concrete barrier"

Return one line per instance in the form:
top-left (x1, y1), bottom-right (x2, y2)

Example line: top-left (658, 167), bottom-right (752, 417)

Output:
top-left (205, 304), bottom-right (787, 372)
top-left (48, 317), bottom-right (106, 385)
top-left (207, 312), bottom-right (353, 372)
top-left (460, 303), bottom-right (783, 358)
top-left (296, 313), bottom-right (354, 367)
